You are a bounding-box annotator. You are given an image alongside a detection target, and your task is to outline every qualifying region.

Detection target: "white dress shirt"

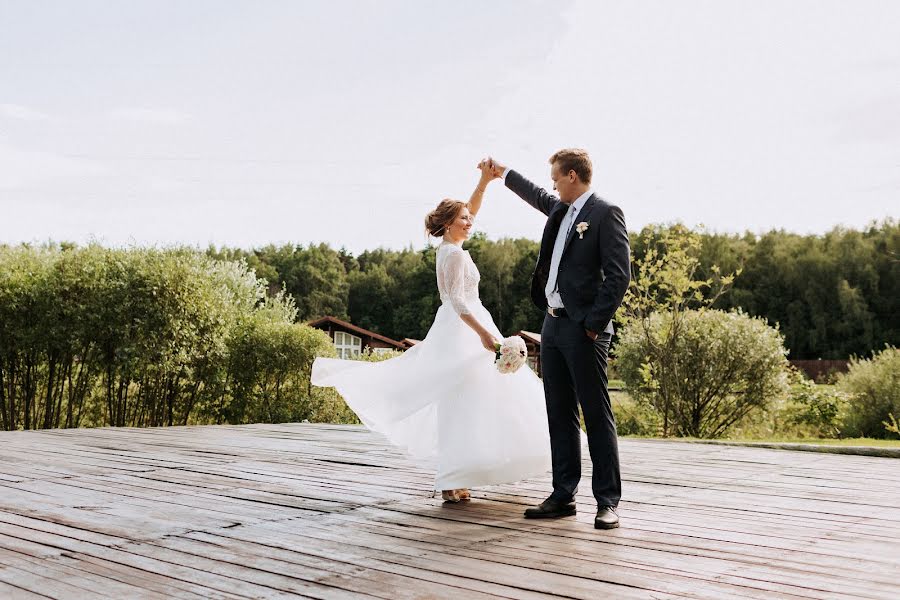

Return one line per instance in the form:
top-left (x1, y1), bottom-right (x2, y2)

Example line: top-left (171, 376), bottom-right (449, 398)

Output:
top-left (501, 169), bottom-right (592, 309)
top-left (545, 190), bottom-right (592, 308)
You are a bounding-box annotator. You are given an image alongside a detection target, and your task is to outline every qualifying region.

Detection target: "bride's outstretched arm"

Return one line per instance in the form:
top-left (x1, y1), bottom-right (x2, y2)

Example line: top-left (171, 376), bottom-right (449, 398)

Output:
top-left (467, 162), bottom-right (495, 217)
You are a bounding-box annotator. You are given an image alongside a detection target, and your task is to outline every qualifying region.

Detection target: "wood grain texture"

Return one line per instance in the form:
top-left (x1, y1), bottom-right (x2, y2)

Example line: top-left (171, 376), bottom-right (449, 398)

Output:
top-left (1, 423), bottom-right (897, 599)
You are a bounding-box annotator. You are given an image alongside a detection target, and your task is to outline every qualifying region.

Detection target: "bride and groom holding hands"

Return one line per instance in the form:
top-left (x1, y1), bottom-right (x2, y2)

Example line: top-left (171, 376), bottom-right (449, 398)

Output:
top-left (312, 148), bottom-right (631, 530)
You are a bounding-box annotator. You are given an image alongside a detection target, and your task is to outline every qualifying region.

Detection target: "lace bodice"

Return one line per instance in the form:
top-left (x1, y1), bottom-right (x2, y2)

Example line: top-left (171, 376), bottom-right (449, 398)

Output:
top-left (436, 242), bottom-right (480, 315)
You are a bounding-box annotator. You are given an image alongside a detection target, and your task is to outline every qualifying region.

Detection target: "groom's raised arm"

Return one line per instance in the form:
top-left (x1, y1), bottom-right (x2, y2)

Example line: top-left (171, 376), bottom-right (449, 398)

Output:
top-left (502, 169), bottom-right (560, 217)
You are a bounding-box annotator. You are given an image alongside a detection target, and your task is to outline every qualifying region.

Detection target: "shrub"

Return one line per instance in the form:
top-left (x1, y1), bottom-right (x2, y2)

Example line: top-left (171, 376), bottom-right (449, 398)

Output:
top-left (885, 414), bottom-right (899, 437)
top-left (0, 244), bottom-right (356, 430)
top-left (837, 346), bottom-right (900, 438)
top-left (611, 392), bottom-right (661, 436)
top-left (352, 348), bottom-right (403, 362)
top-left (617, 309), bottom-right (789, 438)
top-left (779, 370), bottom-right (849, 438)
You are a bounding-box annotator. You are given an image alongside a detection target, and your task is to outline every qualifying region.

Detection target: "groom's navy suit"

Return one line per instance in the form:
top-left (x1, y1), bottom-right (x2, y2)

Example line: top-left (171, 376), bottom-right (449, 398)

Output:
top-left (505, 170), bottom-right (631, 507)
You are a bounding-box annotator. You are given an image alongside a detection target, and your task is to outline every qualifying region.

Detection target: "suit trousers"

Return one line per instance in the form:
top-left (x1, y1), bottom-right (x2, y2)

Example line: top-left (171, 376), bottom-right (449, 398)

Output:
top-left (540, 313), bottom-right (621, 507)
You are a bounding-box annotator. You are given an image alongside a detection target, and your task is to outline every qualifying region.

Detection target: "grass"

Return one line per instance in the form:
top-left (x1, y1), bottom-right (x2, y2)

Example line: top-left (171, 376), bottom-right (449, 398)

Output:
top-left (606, 387), bottom-right (900, 447)
top-left (720, 437), bottom-right (900, 448)
top-left (617, 433), bottom-right (900, 448)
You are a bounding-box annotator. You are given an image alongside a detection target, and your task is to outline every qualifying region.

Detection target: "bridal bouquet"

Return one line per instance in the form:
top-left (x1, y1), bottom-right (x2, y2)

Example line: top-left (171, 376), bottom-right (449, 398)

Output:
top-left (493, 336), bottom-right (528, 374)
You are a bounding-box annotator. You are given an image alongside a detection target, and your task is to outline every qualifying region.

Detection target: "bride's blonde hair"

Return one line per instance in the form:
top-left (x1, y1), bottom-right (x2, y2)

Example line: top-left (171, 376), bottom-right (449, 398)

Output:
top-left (425, 199), bottom-right (466, 237)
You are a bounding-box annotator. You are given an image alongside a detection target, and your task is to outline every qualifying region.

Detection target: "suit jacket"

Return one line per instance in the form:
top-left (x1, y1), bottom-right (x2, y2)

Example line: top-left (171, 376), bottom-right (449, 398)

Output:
top-left (505, 169), bottom-right (631, 334)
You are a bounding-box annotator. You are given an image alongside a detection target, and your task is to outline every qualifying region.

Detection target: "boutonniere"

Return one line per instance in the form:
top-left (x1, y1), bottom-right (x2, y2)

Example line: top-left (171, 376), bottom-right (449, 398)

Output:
top-left (575, 222), bottom-right (589, 239)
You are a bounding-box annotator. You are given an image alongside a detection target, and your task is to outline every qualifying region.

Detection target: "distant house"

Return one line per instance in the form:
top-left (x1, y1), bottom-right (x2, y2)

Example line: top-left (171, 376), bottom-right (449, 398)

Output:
top-left (308, 316), bottom-right (406, 359)
top-left (789, 359), bottom-right (850, 382)
top-left (516, 331), bottom-right (542, 376)
top-left (399, 338), bottom-right (421, 349)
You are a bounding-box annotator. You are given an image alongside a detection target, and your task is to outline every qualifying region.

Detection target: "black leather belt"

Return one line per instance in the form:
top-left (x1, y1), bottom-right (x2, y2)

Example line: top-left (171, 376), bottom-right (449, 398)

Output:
top-left (547, 307), bottom-right (568, 318)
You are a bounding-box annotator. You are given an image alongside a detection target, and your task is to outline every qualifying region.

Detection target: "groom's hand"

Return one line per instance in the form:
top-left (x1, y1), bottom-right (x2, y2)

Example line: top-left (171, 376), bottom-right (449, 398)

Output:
top-left (585, 328), bottom-right (599, 341)
top-left (486, 157), bottom-right (506, 178)
top-left (478, 157), bottom-right (505, 179)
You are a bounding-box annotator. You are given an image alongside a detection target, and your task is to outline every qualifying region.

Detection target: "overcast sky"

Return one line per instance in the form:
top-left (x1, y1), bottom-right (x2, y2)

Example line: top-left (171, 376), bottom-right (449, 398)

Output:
top-left (1, 0), bottom-right (898, 254)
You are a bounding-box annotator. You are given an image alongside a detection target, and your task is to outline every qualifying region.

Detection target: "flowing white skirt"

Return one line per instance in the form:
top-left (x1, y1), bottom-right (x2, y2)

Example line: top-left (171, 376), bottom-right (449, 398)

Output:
top-left (311, 301), bottom-right (552, 490)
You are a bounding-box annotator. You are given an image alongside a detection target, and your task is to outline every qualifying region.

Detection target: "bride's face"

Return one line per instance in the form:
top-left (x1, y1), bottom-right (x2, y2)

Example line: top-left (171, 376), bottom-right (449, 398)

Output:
top-left (447, 207), bottom-right (473, 241)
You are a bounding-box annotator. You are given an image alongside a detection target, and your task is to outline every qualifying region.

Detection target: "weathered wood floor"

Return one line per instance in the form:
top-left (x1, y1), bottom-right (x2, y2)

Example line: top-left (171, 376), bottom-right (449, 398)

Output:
top-left (0, 424), bottom-right (897, 599)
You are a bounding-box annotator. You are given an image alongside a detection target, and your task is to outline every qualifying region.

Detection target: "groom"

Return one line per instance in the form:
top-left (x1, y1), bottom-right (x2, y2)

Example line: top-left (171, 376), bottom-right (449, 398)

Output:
top-left (483, 149), bottom-right (630, 529)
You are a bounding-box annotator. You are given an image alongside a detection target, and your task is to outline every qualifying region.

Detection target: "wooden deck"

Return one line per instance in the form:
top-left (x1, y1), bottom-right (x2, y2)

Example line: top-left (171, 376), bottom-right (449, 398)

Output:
top-left (0, 424), bottom-right (897, 599)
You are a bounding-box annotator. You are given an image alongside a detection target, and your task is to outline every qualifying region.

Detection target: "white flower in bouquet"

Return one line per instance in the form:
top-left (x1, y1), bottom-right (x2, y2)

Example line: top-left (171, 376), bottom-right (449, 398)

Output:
top-left (493, 336), bottom-right (528, 374)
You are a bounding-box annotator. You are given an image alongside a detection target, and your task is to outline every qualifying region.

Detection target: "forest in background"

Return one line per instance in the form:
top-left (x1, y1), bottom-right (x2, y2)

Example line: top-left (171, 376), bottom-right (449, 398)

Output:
top-left (208, 220), bottom-right (899, 360)
top-left (2, 220), bottom-right (896, 437)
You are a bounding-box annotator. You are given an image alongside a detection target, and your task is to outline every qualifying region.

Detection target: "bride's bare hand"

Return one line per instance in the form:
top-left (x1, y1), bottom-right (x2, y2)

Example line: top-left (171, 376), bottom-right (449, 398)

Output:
top-left (479, 331), bottom-right (498, 352)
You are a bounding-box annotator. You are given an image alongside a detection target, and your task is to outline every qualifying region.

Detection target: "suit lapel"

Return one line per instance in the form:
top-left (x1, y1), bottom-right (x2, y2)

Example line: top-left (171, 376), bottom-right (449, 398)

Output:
top-left (561, 195), bottom-right (596, 257)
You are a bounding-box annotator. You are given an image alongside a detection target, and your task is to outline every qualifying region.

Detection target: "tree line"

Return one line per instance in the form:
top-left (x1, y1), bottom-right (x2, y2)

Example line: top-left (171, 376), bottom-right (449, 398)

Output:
top-left (2, 221), bottom-right (895, 436)
top-left (208, 220), bottom-right (898, 359)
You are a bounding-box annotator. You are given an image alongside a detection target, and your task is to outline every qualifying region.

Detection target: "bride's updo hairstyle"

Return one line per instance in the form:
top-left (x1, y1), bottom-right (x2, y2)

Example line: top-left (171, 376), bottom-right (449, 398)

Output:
top-left (425, 199), bottom-right (467, 237)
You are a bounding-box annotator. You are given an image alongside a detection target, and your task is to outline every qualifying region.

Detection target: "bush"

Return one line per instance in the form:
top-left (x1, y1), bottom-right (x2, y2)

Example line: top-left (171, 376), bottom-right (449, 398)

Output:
top-left (837, 346), bottom-right (900, 438)
top-left (352, 348), bottom-right (403, 362)
top-left (223, 313), bottom-right (356, 424)
top-left (885, 414), bottom-right (900, 437)
top-left (616, 309), bottom-right (789, 438)
top-left (0, 244), bottom-right (354, 430)
top-left (611, 392), bottom-right (661, 436)
top-left (779, 371), bottom-right (849, 438)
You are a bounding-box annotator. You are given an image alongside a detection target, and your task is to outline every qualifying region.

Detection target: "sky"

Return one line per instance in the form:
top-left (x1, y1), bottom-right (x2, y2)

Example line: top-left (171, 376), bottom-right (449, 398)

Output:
top-left (1, 0), bottom-right (898, 255)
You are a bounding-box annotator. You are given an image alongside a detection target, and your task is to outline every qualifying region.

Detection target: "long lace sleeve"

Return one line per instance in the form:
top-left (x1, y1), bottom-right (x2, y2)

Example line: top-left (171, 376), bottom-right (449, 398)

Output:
top-left (442, 249), bottom-right (472, 316)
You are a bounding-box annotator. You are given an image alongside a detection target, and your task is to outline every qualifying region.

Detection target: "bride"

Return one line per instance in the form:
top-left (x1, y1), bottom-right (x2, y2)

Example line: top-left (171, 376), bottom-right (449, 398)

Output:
top-left (311, 162), bottom-right (551, 503)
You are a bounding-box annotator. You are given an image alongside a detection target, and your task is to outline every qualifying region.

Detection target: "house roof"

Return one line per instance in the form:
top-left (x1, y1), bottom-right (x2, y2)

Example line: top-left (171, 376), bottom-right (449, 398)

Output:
top-left (400, 338), bottom-right (421, 347)
top-left (517, 330), bottom-right (541, 344)
top-left (307, 316), bottom-right (406, 349)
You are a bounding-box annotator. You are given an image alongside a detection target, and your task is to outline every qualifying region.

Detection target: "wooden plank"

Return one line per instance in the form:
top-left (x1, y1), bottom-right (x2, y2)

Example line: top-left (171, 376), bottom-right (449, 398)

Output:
top-left (0, 559), bottom-right (112, 599)
top-left (0, 423), bottom-right (898, 600)
top-left (323, 505), bottom-right (898, 593)
top-left (0, 545), bottom-right (167, 600)
top-left (0, 520), bottom-right (268, 599)
top-left (153, 532), bottom-right (524, 600)
top-left (194, 526), bottom-right (685, 600)
top-left (0, 580), bottom-right (51, 599)
top-left (253, 514), bottom-right (865, 600)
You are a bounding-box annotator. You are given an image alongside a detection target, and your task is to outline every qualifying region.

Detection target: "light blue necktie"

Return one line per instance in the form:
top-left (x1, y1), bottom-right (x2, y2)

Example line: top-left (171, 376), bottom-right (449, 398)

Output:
top-left (545, 204), bottom-right (577, 298)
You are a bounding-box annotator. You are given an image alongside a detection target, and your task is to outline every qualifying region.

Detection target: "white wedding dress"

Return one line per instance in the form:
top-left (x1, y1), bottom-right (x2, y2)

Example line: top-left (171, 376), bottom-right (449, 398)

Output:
top-left (311, 240), bottom-right (551, 490)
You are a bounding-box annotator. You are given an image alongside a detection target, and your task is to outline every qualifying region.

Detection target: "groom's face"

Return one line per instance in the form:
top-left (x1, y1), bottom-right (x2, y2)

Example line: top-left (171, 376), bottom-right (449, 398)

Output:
top-left (550, 162), bottom-right (578, 203)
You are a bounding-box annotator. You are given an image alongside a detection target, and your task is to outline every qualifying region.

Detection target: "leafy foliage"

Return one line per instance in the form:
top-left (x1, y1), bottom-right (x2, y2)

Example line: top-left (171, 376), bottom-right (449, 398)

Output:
top-left (617, 309), bottom-right (789, 438)
top-left (0, 245), bottom-right (348, 430)
top-left (206, 221), bottom-right (898, 360)
top-left (2, 219), bottom-right (896, 433)
top-left (780, 371), bottom-right (850, 438)
top-left (616, 225), bottom-right (789, 438)
top-left (837, 346), bottom-right (900, 438)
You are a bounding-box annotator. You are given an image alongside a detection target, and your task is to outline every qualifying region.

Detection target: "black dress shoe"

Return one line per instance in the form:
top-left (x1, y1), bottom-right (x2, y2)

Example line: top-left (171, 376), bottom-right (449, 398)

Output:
top-left (594, 506), bottom-right (619, 529)
top-left (524, 498), bottom-right (576, 519)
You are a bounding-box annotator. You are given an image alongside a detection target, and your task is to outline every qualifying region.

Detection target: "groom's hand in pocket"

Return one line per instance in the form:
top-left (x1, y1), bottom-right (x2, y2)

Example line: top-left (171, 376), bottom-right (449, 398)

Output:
top-left (585, 328), bottom-right (599, 341)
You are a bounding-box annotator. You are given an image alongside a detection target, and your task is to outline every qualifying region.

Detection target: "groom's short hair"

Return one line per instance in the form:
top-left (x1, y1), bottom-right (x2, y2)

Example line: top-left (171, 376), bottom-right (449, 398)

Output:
top-left (549, 148), bottom-right (592, 184)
